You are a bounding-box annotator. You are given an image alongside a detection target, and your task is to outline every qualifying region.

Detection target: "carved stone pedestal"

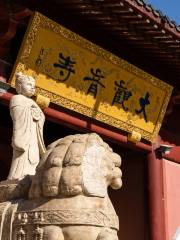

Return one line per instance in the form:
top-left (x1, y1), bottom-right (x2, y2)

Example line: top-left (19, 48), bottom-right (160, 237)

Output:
top-left (0, 133), bottom-right (122, 240)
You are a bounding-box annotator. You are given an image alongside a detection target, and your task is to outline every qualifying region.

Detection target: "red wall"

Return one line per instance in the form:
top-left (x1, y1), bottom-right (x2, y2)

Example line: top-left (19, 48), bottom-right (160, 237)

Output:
top-left (163, 159), bottom-right (180, 240)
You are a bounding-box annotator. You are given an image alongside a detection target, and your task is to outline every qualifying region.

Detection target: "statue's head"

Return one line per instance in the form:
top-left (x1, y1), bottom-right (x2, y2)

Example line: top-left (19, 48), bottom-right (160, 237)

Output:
top-left (29, 133), bottom-right (122, 199)
top-left (15, 72), bottom-right (36, 97)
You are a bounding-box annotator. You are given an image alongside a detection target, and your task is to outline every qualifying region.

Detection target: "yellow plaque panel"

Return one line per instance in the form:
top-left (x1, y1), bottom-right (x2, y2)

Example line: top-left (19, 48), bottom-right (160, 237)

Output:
top-left (9, 12), bottom-right (173, 142)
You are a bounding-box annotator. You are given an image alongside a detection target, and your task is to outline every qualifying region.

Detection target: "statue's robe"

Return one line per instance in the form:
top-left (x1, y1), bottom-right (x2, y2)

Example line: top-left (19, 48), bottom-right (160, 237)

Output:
top-left (8, 94), bottom-right (46, 180)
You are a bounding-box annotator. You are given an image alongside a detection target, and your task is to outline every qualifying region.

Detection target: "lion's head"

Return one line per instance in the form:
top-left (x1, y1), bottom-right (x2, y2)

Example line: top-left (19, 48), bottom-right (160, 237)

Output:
top-left (29, 133), bottom-right (122, 199)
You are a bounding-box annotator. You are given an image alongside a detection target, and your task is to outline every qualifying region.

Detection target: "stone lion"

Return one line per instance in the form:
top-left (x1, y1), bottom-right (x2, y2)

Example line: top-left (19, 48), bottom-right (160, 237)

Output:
top-left (0, 133), bottom-right (122, 240)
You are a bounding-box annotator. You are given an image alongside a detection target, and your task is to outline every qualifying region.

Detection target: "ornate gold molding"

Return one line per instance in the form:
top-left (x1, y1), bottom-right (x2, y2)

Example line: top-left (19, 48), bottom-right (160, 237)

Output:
top-left (9, 12), bottom-right (173, 143)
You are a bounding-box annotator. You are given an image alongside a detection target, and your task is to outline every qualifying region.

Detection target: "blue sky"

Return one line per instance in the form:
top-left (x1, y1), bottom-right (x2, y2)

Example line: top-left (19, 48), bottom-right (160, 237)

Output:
top-left (145, 0), bottom-right (180, 24)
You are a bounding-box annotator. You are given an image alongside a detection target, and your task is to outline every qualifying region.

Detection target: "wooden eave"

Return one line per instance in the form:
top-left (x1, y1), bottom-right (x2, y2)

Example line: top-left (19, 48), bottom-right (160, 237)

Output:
top-left (50, 0), bottom-right (180, 87)
top-left (0, 0), bottom-right (180, 86)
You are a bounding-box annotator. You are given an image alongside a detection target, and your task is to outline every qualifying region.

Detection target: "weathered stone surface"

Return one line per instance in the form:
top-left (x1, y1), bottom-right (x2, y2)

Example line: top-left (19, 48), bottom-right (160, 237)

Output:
top-left (0, 133), bottom-right (122, 239)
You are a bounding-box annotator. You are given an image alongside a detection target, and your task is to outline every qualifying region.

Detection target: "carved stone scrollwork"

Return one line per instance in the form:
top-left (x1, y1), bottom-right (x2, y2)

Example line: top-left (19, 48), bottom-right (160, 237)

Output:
top-left (33, 212), bottom-right (45, 224)
top-left (15, 212), bottom-right (45, 240)
top-left (33, 226), bottom-right (44, 240)
top-left (16, 213), bottom-right (28, 240)
top-left (32, 212), bottom-right (44, 240)
top-left (14, 210), bottom-right (119, 230)
top-left (16, 226), bottom-right (26, 240)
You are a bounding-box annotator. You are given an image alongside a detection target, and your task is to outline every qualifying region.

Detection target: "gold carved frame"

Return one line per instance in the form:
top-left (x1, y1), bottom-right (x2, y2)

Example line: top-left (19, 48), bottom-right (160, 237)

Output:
top-left (10, 12), bottom-right (173, 142)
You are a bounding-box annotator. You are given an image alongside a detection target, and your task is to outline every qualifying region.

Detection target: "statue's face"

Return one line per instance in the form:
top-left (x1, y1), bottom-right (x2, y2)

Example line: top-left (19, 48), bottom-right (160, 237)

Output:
top-left (21, 78), bottom-right (35, 97)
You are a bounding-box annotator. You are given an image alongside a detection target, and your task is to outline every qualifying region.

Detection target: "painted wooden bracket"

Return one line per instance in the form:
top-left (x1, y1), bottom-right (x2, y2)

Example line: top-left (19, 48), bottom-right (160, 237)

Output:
top-left (128, 130), bottom-right (141, 143)
top-left (35, 94), bottom-right (50, 110)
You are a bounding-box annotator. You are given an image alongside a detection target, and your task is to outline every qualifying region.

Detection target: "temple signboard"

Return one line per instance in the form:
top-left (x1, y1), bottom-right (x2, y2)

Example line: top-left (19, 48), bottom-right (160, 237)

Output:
top-left (9, 12), bottom-right (173, 142)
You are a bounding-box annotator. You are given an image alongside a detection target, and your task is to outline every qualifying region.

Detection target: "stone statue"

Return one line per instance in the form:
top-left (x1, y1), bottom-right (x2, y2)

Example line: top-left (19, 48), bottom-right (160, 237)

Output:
top-left (8, 72), bottom-right (46, 180)
top-left (0, 133), bottom-right (122, 240)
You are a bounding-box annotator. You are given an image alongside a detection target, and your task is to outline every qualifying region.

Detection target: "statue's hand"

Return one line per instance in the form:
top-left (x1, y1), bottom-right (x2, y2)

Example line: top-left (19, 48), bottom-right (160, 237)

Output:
top-left (31, 105), bottom-right (41, 121)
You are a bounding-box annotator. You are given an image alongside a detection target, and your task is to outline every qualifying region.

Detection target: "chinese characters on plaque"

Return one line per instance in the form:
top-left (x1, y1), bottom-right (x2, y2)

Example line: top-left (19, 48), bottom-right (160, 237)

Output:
top-left (45, 52), bottom-right (150, 122)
